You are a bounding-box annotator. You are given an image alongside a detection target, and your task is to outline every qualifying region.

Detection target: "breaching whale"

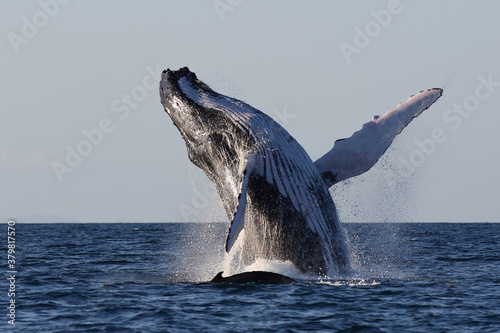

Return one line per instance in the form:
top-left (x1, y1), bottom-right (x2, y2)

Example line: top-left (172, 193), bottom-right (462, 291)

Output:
top-left (159, 67), bottom-right (442, 275)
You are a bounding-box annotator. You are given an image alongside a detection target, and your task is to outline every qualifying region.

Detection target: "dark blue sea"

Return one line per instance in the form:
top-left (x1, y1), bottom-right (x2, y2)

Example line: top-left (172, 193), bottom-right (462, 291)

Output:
top-left (3, 222), bottom-right (499, 332)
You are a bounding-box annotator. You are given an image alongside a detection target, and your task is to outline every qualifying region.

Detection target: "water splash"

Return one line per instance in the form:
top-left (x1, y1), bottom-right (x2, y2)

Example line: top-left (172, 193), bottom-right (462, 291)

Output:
top-left (169, 220), bottom-right (415, 284)
top-left (222, 230), bottom-right (349, 281)
top-left (223, 229), bottom-right (246, 275)
top-left (175, 167), bottom-right (413, 283)
top-left (341, 222), bottom-right (416, 281)
top-left (168, 222), bottom-right (226, 283)
top-left (316, 278), bottom-right (381, 287)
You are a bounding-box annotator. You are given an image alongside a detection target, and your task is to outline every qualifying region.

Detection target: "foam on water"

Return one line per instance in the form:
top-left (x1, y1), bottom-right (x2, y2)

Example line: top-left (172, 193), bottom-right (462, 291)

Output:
top-left (220, 230), bottom-right (327, 281)
top-left (243, 259), bottom-right (308, 279)
top-left (317, 278), bottom-right (381, 287)
top-left (220, 229), bottom-right (359, 282)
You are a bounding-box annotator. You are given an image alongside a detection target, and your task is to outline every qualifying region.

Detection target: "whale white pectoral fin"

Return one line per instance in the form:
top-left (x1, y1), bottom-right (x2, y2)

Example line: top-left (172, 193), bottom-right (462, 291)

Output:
top-left (315, 88), bottom-right (443, 187)
top-left (225, 155), bottom-right (257, 253)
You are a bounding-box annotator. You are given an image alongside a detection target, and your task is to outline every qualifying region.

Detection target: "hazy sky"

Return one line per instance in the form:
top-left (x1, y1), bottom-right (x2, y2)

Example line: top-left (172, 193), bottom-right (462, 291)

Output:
top-left (2, 1), bottom-right (499, 222)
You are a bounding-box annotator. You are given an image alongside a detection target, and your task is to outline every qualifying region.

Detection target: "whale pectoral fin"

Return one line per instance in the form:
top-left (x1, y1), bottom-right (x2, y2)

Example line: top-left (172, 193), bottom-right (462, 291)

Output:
top-left (225, 183), bottom-right (248, 252)
top-left (315, 88), bottom-right (443, 187)
top-left (225, 155), bottom-right (256, 252)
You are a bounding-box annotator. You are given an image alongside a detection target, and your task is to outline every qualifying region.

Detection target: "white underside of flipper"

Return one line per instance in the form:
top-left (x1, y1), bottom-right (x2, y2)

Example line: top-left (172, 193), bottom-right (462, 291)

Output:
top-left (225, 155), bottom-right (256, 252)
top-left (315, 88), bottom-right (443, 186)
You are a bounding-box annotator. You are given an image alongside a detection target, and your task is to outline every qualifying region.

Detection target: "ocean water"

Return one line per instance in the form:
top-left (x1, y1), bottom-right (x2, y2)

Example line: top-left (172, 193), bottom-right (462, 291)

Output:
top-left (3, 222), bottom-right (499, 332)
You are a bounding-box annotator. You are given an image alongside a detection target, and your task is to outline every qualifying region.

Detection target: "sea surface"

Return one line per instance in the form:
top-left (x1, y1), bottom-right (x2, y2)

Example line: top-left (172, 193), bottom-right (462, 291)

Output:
top-left (2, 222), bottom-right (499, 332)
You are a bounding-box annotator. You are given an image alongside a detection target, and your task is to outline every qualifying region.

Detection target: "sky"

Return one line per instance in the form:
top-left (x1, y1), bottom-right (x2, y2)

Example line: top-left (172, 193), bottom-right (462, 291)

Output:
top-left (1, 1), bottom-right (499, 223)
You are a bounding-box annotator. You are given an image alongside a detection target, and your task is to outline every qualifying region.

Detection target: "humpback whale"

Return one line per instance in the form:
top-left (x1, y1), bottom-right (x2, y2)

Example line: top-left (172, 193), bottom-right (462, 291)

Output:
top-left (159, 67), bottom-right (442, 276)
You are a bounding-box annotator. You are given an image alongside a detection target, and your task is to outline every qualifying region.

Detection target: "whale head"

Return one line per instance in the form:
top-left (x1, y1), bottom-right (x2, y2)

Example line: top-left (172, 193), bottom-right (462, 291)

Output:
top-left (159, 67), bottom-right (258, 219)
top-left (160, 66), bottom-right (257, 157)
top-left (160, 67), bottom-right (218, 147)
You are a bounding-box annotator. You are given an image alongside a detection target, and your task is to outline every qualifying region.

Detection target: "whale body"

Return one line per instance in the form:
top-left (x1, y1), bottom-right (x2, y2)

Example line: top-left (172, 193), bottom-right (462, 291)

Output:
top-left (159, 67), bottom-right (442, 275)
top-left (210, 271), bottom-right (295, 284)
